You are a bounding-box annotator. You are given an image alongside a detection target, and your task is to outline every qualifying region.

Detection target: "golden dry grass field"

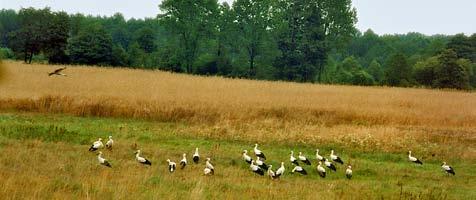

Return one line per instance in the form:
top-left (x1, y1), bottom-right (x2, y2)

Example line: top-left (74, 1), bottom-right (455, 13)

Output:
top-left (0, 61), bottom-right (476, 199)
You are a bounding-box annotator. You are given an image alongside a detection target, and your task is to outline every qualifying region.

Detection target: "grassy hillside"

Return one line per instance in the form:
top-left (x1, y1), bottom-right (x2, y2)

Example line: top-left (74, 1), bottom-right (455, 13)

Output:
top-left (0, 61), bottom-right (475, 199)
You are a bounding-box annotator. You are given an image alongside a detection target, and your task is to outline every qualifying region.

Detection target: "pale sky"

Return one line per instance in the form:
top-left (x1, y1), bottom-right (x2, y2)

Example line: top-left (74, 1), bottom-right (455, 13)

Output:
top-left (1, 0), bottom-right (475, 35)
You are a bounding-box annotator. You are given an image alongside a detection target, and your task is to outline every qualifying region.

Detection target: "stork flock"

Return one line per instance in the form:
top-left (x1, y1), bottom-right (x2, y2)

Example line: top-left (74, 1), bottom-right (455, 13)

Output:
top-left (243, 144), bottom-right (456, 179)
top-left (88, 137), bottom-right (215, 175)
top-left (244, 144), bottom-right (352, 179)
top-left (88, 138), bottom-right (456, 178)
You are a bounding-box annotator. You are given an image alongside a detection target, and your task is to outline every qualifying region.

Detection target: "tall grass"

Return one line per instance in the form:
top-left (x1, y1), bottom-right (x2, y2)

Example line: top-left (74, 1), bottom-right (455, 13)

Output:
top-left (1, 61), bottom-right (475, 156)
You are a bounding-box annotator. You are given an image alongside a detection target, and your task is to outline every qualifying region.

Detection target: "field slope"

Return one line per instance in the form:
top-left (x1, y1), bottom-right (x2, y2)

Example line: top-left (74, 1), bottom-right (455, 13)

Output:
top-left (0, 61), bottom-right (475, 199)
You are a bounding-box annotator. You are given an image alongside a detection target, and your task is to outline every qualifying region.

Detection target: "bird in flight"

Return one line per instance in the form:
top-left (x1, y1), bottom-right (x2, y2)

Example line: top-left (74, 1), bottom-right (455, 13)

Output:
top-left (48, 67), bottom-right (67, 76)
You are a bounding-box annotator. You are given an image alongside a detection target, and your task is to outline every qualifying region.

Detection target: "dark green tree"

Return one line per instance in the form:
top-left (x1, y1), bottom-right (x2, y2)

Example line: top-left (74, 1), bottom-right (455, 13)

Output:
top-left (8, 8), bottom-right (51, 63)
top-left (367, 59), bottom-right (384, 84)
top-left (44, 11), bottom-right (70, 63)
top-left (413, 56), bottom-right (439, 87)
top-left (135, 27), bottom-right (157, 53)
top-left (274, 0), bottom-right (327, 82)
top-left (385, 53), bottom-right (412, 86)
top-left (111, 44), bottom-right (128, 66)
top-left (233, 0), bottom-right (272, 78)
top-left (434, 49), bottom-right (470, 90)
top-left (0, 9), bottom-right (20, 47)
top-left (159, 0), bottom-right (219, 73)
top-left (447, 34), bottom-right (474, 62)
top-left (68, 25), bottom-right (113, 65)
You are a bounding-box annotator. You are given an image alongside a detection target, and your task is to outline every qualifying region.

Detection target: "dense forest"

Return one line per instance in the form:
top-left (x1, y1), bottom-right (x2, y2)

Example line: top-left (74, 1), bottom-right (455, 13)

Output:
top-left (1, 0), bottom-right (475, 89)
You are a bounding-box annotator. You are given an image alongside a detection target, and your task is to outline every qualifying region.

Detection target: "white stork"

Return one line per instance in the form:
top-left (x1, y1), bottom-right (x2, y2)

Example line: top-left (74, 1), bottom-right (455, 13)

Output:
top-left (346, 165), bottom-right (353, 179)
top-left (275, 162), bottom-right (285, 178)
top-left (324, 158), bottom-right (337, 171)
top-left (180, 153), bottom-right (187, 169)
top-left (408, 151), bottom-right (423, 165)
top-left (105, 136), bottom-right (113, 150)
top-left (204, 167), bottom-right (213, 175)
top-left (441, 162), bottom-right (455, 175)
top-left (291, 163), bottom-right (307, 175)
top-left (317, 161), bottom-right (326, 178)
top-left (250, 160), bottom-right (265, 176)
top-left (315, 149), bottom-right (324, 161)
top-left (89, 138), bottom-right (103, 151)
top-left (167, 159), bottom-right (176, 173)
top-left (254, 144), bottom-right (266, 160)
top-left (255, 157), bottom-right (269, 170)
top-left (290, 151), bottom-right (299, 166)
top-left (193, 148), bottom-right (200, 164)
top-left (135, 150), bottom-right (152, 166)
top-left (267, 165), bottom-right (277, 179)
top-left (205, 158), bottom-right (214, 175)
top-left (330, 150), bottom-right (344, 165)
top-left (298, 152), bottom-right (311, 165)
top-left (242, 150), bottom-right (253, 164)
top-left (97, 151), bottom-right (111, 168)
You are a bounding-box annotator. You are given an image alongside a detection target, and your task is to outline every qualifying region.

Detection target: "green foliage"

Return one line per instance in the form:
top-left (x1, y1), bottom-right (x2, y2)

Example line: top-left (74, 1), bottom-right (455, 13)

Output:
top-left (134, 27), bottom-right (157, 53)
top-left (159, 0), bottom-right (219, 73)
top-left (413, 56), bottom-right (439, 87)
top-left (111, 44), bottom-right (128, 67)
top-left (7, 8), bottom-right (69, 64)
top-left (233, 0), bottom-right (272, 78)
top-left (274, 0), bottom-right (329, 82)
top-left (0, 47), bottom-right (14, 59)
top-left (447, 34), bottom-right (476, 62)
top-left (68, 25), bottom-right (113, 65)
top-left (0, 9), bottom-right (20, 47)
top-left (434, 49), bottom-right (470, 90)
top-left (385, 53), bottom-right (412, 87)
top-left (352, 70), bottom-right (375, 86)
top-left (367, 60), bottom-right (383, 84)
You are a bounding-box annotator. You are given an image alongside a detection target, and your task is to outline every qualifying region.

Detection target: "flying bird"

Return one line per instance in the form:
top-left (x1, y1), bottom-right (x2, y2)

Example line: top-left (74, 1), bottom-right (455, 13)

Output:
top-left (135, 150), bottom-right (152, 166)
top-left (48, 67), bottom-right (67, 76)
top-left (180, 153), bottom-right (187, 169)
top-left (254, 144), bottom-right (266, 160)
top-left (441, 162), bottom-right (455, 175)
top-left (298, 152), bottom-right (312, 165)
top-left (89, 138), bottom-right (103, 152)
top-left (97, 151), bottom-right (111, 168)
top-left (330, 150), bottom-right (344, 165)
top-left (193, 148), bottom-right (200, 164)
top-left (408, 151), bottom-right (423, 165)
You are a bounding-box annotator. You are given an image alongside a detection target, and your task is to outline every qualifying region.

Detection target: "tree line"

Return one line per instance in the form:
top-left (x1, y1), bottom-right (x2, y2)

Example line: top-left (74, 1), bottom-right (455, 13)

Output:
top-left (0, 0), bottom-right (475, 90)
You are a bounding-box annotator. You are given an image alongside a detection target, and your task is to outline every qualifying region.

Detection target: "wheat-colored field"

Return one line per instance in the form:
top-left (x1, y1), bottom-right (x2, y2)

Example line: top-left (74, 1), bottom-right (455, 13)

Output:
top-left (0, 61), bottom-right (476, 199)
top-left (1, 61), bottom-right (475, 154)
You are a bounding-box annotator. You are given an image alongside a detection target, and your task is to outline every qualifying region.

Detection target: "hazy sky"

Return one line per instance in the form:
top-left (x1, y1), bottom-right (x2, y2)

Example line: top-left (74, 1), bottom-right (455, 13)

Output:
top-left (1, 0), bottom-right (475, 35)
